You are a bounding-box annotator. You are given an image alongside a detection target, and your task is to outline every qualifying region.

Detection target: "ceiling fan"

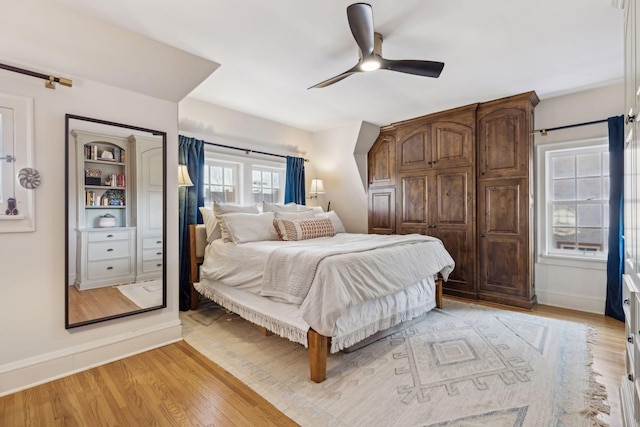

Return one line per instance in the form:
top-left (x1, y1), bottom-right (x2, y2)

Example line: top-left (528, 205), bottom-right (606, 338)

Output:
top-left (309, 2), bottom-right (445, 89)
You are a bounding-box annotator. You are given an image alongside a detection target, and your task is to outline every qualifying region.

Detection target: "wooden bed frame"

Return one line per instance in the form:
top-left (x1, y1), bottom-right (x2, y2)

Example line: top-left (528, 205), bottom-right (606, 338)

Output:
top-left (187, 223), bottom-right (443, 383)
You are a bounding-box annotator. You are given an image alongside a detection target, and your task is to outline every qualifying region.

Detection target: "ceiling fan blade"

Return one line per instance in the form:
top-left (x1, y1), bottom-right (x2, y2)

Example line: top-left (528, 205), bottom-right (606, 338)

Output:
top-left (381, 59), bottom-right (445, 78)
top-left (308, 65), bottom-right (361, 89)
top-left (347, 3), bottom-right (374, 57)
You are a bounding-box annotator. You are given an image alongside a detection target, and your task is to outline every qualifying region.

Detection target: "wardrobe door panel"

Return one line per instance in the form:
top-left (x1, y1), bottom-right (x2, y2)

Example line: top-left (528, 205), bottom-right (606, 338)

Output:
top-left (368, 131), bottom-right (396, 187)
top-left (397, 126), bottom-right (432, 172)
top-left (432, 167), bottom-right (475, 297)
top-left (478, 108), bottom-right (528, 178)
top-left (397, 173), bottom-right (429, 235)
top-left (477, 178), bottom-right (535, 308)
top-left (431, 121), bottom-right (474, 168)
top-left (368, 187), bottom-right (396, 234)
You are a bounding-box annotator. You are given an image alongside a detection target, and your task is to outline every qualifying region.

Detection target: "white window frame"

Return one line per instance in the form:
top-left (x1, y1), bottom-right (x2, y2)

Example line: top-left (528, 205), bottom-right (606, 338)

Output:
top-left (0, 92), bottom-right (34, 233)
top-left (536, 137), bottom-right (608, 269)
top-left (203, 147), bottom-right (285, 206)
top-left (251, 165), bottom-right (284, 204)
top-left (203, 159), bottom-right (240, 204)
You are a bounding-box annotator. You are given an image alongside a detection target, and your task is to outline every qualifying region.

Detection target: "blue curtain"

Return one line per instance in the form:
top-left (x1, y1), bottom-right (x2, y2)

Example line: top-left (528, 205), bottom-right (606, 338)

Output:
top-left (605, 115), bottom-right (625, 321)
top-left (178, 136), bottom-right (205, 311)
top-left (284, 156), bottom-right (306, 204)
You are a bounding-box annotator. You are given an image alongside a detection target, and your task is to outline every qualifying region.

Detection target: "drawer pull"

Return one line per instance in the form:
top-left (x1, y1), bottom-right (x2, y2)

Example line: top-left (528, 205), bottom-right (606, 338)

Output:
top-left (156, 240), bottom-right (162, 244)
top-left (107, 248), bottom-right (114, 252)
top-left (156, 252), bottom-right (162, 255)
top-left (629, 374), bottom-right (634, 382)
top-left (106, 266), bottom-right (113, 270)
top-left (629, 336), bottom-right (634, 344)
top-left (624, 298), bottom-right (630, 305)
top-left (107, 234), bottom-right (114, 238)
top-left (156, 263), bottom-right (162, 267)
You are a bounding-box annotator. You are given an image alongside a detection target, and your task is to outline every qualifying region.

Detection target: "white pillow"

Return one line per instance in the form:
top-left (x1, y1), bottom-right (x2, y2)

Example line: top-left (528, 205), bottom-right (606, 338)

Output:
top-left (262, 202), bottom-right (299, 212)
top-left (274, 210), bottom-right (316, 220)
top-left (222, 212), bottom-right (278, 244)
top-left (315, 211), bottom-right (346, 233)
top-left (199, 206), bottom-right (221, 242)
top-left (212, 202), bottom-right (260, 242)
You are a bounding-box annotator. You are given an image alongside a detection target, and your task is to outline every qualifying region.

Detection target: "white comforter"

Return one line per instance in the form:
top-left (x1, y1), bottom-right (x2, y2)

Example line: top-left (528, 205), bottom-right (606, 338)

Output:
top-left (200, 233), bottom-right (455, 338)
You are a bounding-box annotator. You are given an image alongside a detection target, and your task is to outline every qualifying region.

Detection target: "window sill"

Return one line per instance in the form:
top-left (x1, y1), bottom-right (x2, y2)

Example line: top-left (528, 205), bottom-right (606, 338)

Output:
top-left (537, 254), bottom-right (606, 271)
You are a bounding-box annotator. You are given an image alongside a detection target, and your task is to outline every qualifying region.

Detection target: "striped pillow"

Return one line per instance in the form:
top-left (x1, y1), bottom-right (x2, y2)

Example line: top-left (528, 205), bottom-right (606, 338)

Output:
top-left (273, 217), bottom-right (336, 241)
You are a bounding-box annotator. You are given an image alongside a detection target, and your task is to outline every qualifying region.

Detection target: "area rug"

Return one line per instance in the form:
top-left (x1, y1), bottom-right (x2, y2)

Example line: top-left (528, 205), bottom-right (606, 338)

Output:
top-left (116, 279), bottom-right (162, 308)
top-left (180, 299), bottom-right (609, 427)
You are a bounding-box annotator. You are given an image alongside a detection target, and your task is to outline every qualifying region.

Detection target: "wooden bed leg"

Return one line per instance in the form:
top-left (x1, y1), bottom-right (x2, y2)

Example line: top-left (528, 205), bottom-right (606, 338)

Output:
top-left (307, 329), bottom-right (327, 383)
top-left (190, 283), bottom-right (200, 310)
top-left (435, 279), bottom-right (443, 309)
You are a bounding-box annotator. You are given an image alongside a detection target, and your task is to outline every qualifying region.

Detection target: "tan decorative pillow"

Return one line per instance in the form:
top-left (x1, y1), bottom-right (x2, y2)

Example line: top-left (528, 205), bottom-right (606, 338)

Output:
top-left (273, 217), bottom-right (336, 241)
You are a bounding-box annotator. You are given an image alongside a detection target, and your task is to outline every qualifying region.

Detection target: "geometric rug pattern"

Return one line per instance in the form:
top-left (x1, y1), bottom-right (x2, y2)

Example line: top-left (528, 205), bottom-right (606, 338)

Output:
top-left (181, 299), bottom-right (609, 427)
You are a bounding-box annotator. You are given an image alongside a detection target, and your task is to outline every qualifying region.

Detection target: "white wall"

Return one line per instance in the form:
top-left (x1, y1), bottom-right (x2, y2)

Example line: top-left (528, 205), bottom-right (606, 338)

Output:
top-left (0, 72), bottom-right (183, 395)
top-left (534, 83), bottom-right (624, 313)
top-left (179, 97), bottom-right (317, 188)
top-left (309, 122), bottom-right (378, 233)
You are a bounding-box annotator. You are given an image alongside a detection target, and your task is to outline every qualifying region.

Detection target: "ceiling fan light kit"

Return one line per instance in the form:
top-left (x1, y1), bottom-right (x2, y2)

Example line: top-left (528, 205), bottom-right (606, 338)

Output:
top-left (310, 3), bottom-right (445, 89)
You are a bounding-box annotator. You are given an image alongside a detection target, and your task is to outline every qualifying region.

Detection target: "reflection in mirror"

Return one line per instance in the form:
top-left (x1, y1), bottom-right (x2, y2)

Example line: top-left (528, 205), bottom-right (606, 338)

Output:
top-left (65, 115), bottom-right (166, 328)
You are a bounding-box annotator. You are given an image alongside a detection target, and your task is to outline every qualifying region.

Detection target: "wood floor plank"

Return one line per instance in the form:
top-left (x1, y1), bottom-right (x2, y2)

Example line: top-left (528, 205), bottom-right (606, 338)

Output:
top-left (0, 300), bottom-right (625, 427)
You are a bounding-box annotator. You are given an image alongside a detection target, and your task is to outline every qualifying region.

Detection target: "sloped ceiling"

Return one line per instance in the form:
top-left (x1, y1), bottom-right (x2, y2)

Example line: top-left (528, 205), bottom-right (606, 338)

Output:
top-left (0, 0), bottom-right (219, 103)
top-left (51, 0), bottom-right (622, 131)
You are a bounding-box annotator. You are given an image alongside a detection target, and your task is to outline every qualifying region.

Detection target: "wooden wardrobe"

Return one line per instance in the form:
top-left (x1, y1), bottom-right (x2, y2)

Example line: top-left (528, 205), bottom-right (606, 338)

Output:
top-left (368, 91), bottom-right (539, 309)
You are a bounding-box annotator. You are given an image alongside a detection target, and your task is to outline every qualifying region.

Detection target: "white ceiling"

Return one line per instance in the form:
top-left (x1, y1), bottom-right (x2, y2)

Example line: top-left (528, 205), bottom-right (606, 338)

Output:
top-left (53, 0), bottom-right (624, 132)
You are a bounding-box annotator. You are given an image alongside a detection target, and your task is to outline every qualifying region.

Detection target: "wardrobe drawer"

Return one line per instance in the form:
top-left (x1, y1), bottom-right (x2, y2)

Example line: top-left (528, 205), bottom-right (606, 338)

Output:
top-left (143, 236), bottom-right (163, 249)
top-left (88, 230), bottom-right (130, 242)
top-left (143, 248), bottom-right (163, 261)
top-left (88, 241), bottom-right (130, 261)
top-left (142, 259), bottom-right (163, 273)
top-left (87, 258), bottom-right (131, 279)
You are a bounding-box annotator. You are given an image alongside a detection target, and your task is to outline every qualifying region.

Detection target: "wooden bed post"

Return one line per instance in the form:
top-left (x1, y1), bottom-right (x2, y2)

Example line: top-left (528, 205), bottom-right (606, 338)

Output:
top-left (307, 329), bottom-right (328, 383)
top-left (436, 278), bottom-right (443, 309)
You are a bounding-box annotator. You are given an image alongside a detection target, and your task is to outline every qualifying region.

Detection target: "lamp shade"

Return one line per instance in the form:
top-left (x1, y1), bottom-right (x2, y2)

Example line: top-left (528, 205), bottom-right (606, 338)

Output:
top-left (178, 164), bottom-right (194, 187)
top-left (309, 179), bottom-right (325, 194)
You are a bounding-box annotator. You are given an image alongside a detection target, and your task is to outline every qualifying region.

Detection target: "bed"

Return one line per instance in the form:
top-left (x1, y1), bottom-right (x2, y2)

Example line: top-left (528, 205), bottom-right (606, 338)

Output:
top-left (188, 205), bottom-right (455, 383)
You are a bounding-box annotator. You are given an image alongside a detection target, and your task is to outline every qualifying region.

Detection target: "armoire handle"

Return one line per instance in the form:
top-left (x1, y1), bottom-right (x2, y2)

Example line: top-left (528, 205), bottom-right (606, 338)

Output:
top-left (479, 233), bottom-right (485, 237)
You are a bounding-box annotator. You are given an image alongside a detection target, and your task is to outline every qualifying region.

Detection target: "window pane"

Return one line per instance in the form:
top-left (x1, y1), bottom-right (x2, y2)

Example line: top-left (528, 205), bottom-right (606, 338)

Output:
top-left (203, 167), bottom-right (210, 184)
top-left (577, 228), bottom-right (603, 251)
top-left (553, 228), bottom-right (576, 249)
top-left (576, 153), bottom-right (601, 177)
top-left (553, 155), bottom-right (575, 178)
top-left (577, 178), bottom-right (602, 201)
top-left (577, 204), bottom-right (602, 227)
top-left (273, 173), bottom-right (280, 188)
top-left (553, 179), bottom-right (575, 201)
top-left (224, 167), bottom-right (233, 185)
top-left (252, 170), bottom-right (261, 187)
top-left (211, 167), bottom-right (223, 184)
top-left (553, 205), bottom-right (576, 227)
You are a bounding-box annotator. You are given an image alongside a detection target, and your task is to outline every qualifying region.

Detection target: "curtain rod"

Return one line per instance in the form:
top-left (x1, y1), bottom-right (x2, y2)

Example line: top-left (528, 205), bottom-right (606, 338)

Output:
top-left (202, 140), bottom-right (309, 162)
top-left (532, 118), bottom-right (608, 136)
top-left (0, 62), bottom-right (72, 89)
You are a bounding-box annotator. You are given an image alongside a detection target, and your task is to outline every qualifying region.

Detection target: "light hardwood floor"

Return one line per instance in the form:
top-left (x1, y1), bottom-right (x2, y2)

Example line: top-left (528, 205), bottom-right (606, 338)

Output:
top-left (0, 300), bottom-right (625, 427)
top-left (68, 284), bottom-right (141, 325)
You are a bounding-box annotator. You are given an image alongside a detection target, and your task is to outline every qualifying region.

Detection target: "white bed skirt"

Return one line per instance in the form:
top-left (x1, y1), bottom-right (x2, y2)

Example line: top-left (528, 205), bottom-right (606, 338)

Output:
top-left (194, 275), bottom-right (436, 353)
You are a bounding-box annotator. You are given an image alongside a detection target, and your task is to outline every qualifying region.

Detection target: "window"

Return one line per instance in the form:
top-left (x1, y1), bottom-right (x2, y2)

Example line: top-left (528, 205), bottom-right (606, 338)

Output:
top-left (252, 167), bottom-right (282, 204)
top-left (203, 149), bottom-right (285, 206)
top-left (540, 139), bottom-right (609, 260)
top-left (203, 161), bottom-right (238, 204)
top-left (0, 92), bottom-right (34, 233)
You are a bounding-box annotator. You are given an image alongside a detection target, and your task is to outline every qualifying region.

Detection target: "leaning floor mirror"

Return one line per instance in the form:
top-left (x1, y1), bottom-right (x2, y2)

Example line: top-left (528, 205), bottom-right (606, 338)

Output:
top-left (65, 114), bottom-right (167, 328)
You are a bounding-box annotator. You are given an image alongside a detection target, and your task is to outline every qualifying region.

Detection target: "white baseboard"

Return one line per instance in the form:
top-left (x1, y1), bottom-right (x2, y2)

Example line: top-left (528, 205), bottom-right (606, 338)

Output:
top-left (536, 288), bottom-right (605, 314)
top-left (0, 320), bottom-right (182, 397)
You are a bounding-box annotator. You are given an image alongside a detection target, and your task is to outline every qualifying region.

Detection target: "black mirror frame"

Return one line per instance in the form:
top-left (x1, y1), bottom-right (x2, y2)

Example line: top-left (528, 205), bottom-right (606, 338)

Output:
top-left (64, 114), bottom-right (167, 329)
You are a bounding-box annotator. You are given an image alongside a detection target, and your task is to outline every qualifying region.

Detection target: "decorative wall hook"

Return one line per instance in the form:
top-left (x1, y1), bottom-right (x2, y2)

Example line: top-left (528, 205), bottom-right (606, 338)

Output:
top-left (18, 168), bottom-right (41, 189)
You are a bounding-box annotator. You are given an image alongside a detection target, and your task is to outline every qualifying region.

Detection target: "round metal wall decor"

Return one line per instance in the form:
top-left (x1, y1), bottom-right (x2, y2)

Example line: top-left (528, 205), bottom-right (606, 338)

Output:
top-left (18, 167), bottom-right (41, 189)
